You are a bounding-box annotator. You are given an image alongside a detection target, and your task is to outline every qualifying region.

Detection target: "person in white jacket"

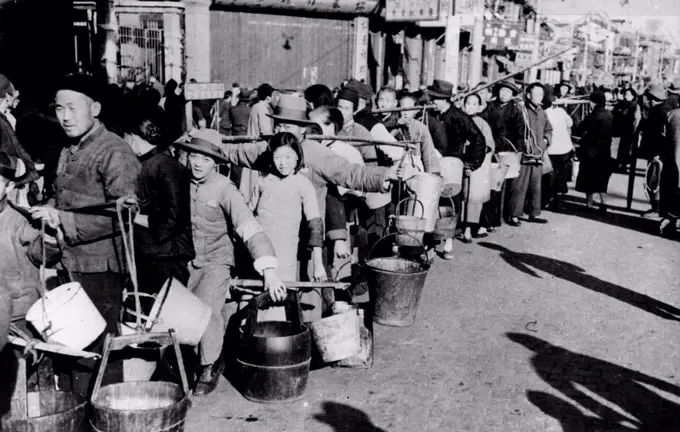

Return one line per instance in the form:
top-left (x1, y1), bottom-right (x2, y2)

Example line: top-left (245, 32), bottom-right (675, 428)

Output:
top-left (542, 95), bottom-right (574, 211)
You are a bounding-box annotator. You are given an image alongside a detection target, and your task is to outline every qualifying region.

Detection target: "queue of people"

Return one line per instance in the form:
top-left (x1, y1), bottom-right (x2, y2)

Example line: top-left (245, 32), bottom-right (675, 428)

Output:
top-left (0, 69), bottom-right (679, 406)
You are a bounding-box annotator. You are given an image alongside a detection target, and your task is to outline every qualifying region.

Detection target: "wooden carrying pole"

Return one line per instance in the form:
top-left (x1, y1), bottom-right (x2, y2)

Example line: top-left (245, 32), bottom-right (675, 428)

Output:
top-left (371, 46), bottom-right (577, 114)
top-left (221, 134), bottom-right (419, 149)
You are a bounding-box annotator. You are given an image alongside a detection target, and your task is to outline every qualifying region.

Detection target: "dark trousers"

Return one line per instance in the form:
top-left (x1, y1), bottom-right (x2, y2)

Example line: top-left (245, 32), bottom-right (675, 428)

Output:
top-left (56, 272), bottom-right (124, 396)
top-left (506, 164), bottom-right (543, 219)
top-left (481, 187), bottom-right (504, 228)
top-left (134, 256), bottom-right (190, 316)
top-left (541, 153), bottom-right (572, 208)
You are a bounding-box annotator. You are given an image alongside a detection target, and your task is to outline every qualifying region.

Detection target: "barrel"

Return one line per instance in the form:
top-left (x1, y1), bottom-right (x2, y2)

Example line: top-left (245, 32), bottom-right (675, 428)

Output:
top-left (2, 354), bottom-right (88, 432)
top-left (1, 391), bottom-right (88, 432)
top-left (89, 331), bottom-right (192, 432)
top-left (237, 292), bottom-right (311, 403)
top-left (90, 382), bottom-right (190, 432)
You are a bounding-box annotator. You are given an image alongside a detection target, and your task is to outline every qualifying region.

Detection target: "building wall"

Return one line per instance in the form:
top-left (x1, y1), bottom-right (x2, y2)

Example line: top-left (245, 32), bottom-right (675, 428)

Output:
top-left (210, 11), bottom-right (352, 89)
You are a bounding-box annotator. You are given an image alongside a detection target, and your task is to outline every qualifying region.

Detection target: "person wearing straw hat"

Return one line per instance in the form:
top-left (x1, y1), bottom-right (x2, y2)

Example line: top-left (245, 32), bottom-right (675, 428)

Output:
top-left (29, 73), bottom-right (141, 394)
top-left (173, 128), bottom-right (284, 396)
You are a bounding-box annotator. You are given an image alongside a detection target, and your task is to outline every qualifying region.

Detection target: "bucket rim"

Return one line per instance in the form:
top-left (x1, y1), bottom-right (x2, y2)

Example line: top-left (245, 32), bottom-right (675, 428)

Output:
top-left (90, 382), bottom-right (190, 414)
top-left (27, 282), bottom-right (82, 321)
top-left (366, 257), bottom-right (430, 274)
top-left (244, 322), bottom-right (310, 341)
top-left (144, 278), bottom-right (173, 331)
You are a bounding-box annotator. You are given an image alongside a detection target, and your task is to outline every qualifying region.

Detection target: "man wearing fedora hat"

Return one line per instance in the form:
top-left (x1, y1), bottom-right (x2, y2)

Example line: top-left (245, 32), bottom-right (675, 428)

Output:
top-left (229, 88), bottom-right (253, 136)
top-left (427, 79), bottom-right (486, 170)
top-left (29, 73), bottom-right (141, 394)
top-left (174, 128), bottom-right (285, 396)
top-left (427, 79), bottom-right (486, 258)
top-left (220, 94), bottom-right (407, 211)
top-left (217, 94), bottom-right (410, 280)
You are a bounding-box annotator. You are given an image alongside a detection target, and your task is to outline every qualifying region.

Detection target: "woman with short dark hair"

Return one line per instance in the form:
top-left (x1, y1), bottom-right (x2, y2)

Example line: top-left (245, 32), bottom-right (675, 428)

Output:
top-left (574, 91), bottom-right (615, 212)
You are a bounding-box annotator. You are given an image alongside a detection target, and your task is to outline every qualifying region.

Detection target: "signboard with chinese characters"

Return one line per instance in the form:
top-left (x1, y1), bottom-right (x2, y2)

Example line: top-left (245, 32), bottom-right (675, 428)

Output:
top-left (483, 21), bottom-right (522, 50)
top-left (417, 0), bottom-right (452, 27)
top-left (214, 0), bottom-right (380, 15)
top-left (185, 83), bottom-right (225, 101)
top-left (353, 17), bottom-right (369, 81)
top-left (455, 0), bottom-right (484, 27)
top-left (385, 0), bottom-right (440, 22)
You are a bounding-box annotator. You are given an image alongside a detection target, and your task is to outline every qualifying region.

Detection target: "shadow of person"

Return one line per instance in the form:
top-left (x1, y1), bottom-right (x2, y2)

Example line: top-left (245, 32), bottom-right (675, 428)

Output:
top-left (509, 333), bottom-right (680, 431)
top-left (528, 391), bottom-right (637, 432)
top-left (313, 402), bottom-right (387, 432)
top-left (479, 242), bottom-right (680, 321)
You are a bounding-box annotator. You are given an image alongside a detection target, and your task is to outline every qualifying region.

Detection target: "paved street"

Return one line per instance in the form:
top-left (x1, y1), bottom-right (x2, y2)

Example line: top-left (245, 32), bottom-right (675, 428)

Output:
top-left (186, 167), bottom-right (680, 432)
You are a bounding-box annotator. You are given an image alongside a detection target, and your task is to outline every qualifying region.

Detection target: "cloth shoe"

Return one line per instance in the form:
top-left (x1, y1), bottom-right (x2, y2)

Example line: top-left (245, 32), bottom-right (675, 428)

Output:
top-left (507, 217), bottom-right (522, 227)
top-left (527, 216), bottom-right (548, 224)
top-left (193, 358), bottom-right (225, 396)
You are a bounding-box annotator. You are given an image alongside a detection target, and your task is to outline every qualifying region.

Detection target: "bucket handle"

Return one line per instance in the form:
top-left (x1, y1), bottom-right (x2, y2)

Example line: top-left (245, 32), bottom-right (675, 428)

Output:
top-left (333, 260), bottom-right (353, 283)
top-left (395, 197), bottom-right (425, 217)
top-left (366, 232), bottom-right (428, 264)
top-left (243, 291), bottom-right (305, 340)
top-left (91, 330), bottom-right (189, 403)
top-left (500, 137), bottom-right (519, 153)
top-left (437, 196), bottom-right (457, 218)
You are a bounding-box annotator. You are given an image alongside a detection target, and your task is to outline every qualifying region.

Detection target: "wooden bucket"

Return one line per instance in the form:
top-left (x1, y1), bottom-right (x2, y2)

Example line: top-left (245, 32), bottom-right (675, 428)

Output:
top-left (1, 354), bottom-right (88, 432)
top-left (90, 331), bottom-right (191, 432)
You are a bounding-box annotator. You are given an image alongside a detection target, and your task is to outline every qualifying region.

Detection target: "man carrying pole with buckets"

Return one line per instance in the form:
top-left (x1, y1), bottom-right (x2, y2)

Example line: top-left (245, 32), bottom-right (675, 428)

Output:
top-left (30, 73), bottom-right (141, 395)
top-left (172, 129), bottom-right (286, 396)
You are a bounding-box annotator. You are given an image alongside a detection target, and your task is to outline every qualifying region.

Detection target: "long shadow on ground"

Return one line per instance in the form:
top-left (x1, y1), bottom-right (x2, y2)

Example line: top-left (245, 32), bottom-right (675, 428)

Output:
top-left (558, 196), bottom-right (679, 241)
top-left (508, 333), bottom-right (680, 432)
top-left (479, 242), bottom-right (680, 322)
top-left (313, 402), bottom-right (387, 432)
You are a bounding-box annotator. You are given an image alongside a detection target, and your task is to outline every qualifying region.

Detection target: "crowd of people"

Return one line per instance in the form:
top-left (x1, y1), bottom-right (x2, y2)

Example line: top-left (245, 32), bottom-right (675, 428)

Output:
top-left (0, 68), bottom-right (678, 404)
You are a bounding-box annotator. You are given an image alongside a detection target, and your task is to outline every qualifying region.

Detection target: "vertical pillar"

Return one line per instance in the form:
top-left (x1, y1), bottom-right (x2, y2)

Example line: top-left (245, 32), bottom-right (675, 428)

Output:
top-left (163, 10), bottom-right (183, 83)
top-left (97, 0), bottom-right (118, 84)
top-left (422, 37), bottom-right (436, 86)
top-left (443, 15), bottom-right (460, 87)
top-left (373, 31), bottom-right (385, 89)
top-left (353, 16), bottom-right (370, 82)
top-left (528, 0), bottom-right (543, 83)
top-left (469, 14), bottom-right (484, 86)
top-left (405, 32), bottom-right (423, 91)
top-left (184, 0), bottom-right (211, 82)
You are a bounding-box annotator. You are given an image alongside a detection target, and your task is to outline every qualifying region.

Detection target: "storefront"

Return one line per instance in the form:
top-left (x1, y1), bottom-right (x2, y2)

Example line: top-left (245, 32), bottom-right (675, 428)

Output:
top-left (207, 0), bottom-right (379, 89)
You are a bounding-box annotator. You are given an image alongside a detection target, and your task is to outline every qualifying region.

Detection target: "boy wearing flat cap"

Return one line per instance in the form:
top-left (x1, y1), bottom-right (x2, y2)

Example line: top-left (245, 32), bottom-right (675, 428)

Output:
top-left (30, 73), bottom-right (141, 395)
top-left (174, 128), bottom-right (285, 396)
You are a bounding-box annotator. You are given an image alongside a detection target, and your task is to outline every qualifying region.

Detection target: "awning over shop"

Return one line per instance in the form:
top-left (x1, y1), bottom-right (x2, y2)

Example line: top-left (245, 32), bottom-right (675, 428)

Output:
top-left (212, 0), bottom-right (379, 15)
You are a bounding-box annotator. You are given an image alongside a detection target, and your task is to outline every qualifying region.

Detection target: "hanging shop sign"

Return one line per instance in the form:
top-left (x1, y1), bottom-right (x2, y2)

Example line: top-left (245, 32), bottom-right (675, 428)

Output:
top-left (213, 0), bottom-right (380, 15)
top-left (385, 0), bottom-right (439, 22)
top-left (185, 83), bottom-right (225, 101)
top-left (353, 17), bottom-right (370, 81)
top-left (416, 0), bottom-right (452, 27)
top-left (483, 21), bottom-right (522, 50)
top-left (455, 0), bottom-right (484, 27)
top-left (509, 33), bottom-right (537, 53)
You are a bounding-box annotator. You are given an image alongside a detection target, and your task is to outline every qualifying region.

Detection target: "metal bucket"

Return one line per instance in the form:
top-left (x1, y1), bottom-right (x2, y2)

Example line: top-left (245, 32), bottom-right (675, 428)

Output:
top-left (238, 292), bottom-right (311, 403)
top-left (365, 234), bottom-right (430, 327)
top-left (308, 306), bottom-right (361, 363)
top-left (394, 198), bottom-right (427, 247)
top-left (146, 278), bottom-right (212, 346)
top-left (405, 173), bottom-right (442, 232)
top-left (498, 152), bottom-right (521, 180)
top-left (25, 282), bottom-right (106, 350)
top-left (439, 157), bottom-right (464, 198)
